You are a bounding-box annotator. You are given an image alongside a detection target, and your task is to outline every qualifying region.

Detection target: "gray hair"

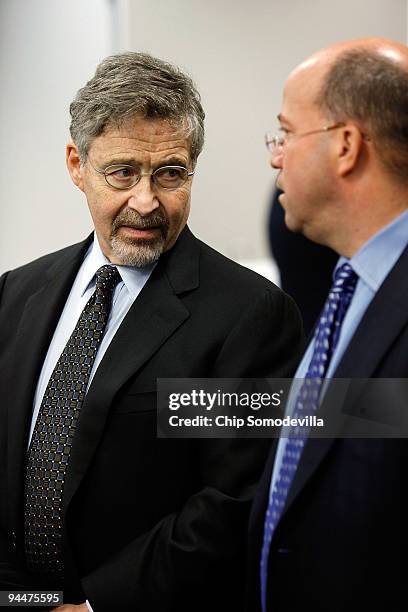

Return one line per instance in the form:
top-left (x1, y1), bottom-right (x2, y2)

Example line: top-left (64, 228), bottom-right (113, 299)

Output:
top-left (69, 52), bottom-right (205, 164)
top-left (317, 48), bottom-right (408, 185)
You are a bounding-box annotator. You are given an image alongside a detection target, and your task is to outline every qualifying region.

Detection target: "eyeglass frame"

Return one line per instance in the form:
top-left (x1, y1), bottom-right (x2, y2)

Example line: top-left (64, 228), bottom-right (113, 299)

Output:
top-left (265, 122), bottom-right (347, 154)
top-left (88, 160), bottom-right (195, 191)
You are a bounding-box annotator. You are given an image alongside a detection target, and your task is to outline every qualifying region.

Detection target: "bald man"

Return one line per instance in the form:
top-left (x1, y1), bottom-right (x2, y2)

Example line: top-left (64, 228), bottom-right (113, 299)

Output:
top-left (247, 38), bottom-right (408, 612)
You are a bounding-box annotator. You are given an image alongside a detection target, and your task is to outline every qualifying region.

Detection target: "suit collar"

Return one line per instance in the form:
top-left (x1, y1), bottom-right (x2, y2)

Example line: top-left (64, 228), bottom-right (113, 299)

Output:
top-left (160, 225), bottom-right (200, 294)
top-left (47, 225), bottom-right (200, 296)
top-left (334, 242), bottom-right (408, 377)
top-left (45, 234), bottom-right (94, 282)
top-left (347, 207), bottom-right (408, 293)
top-left (79, 233), bottom-right (157, 299)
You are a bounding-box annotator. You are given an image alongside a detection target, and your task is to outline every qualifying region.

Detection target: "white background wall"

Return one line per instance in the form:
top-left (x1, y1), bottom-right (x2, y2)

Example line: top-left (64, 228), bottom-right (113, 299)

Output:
top-left (1, 0), bottom-right (407, 273)
top-left (0, 0), bottom-right (113, 270)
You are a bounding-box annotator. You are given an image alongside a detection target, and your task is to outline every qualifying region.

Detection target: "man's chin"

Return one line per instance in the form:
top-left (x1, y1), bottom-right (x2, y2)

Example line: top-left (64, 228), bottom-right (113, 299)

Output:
top-left (282, 210), bottom-right (303, 235)
top-left (110, 235), bottom-right (165, 267)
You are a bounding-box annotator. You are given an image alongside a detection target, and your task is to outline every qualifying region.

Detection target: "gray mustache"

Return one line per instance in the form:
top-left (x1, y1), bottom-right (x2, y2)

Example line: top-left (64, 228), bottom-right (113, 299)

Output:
top-left (112, 209), bottom-right (169, 233)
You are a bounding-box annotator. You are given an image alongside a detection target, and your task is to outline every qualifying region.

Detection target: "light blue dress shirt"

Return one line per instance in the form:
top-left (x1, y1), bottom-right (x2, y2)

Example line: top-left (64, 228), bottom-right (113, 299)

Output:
top-left (29, 234), bottom-right (155, 444)
top-left (269, 208), bottom-right (408, 497)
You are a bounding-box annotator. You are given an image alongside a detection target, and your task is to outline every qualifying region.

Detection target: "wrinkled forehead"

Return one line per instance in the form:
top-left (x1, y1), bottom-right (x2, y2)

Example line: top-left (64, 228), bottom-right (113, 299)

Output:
top-left (81, 114), bottom-right (191, 158)
top-left (87, 116), bottom-right (192, 160)
top-left (102, 116), bottom-right (190, 148)
top-left (107, 113), bottom-right (190, 137)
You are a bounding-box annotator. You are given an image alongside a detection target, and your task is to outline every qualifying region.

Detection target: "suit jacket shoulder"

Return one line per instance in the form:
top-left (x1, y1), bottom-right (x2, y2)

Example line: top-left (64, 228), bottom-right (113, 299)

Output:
top-left (0, 237), bottom-right (92, 302)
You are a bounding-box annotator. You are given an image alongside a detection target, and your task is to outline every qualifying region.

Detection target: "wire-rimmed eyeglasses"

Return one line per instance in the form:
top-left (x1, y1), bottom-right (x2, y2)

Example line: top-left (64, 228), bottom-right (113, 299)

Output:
top-left (265, 123), bottom-right (346, 154)
top-left (89, 161), bottom-right (194, 191)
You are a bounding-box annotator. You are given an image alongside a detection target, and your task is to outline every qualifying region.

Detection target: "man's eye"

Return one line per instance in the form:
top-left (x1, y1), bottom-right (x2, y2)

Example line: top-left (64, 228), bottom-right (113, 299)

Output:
top-left (108, 167), bottom-right (136, 180)
top-left (156, 167), bottom-right (186, 183)
top-left (154, 166), bottom-right (188, 189)
top-left (160, 168), bottom-right (183, 179)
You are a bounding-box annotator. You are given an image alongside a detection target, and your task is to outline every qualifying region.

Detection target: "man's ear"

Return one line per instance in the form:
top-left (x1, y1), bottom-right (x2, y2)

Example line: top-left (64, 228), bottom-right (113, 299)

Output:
top-left (333, 125), bottom-right (365, 177)
top-left (66, 142), bottom-right (85, 192)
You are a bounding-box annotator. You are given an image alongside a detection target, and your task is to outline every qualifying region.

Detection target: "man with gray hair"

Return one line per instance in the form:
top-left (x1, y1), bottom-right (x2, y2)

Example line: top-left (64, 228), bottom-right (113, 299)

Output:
top-left (0, 53), bottom-right (302, 611)
top-left (248, 37), bottom-right (408, 612)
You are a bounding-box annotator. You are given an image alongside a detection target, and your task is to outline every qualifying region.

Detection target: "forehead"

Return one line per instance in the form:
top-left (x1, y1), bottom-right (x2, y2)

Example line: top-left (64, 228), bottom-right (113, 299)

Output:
top-left (280, 63), bottom-right (327, 125)
top-left (89, 117), bottom-right (191, 163)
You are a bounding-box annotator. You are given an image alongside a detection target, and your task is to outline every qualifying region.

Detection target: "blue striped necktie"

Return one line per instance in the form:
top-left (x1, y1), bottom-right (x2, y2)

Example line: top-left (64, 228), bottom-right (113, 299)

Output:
top-left (260, 262), bottom-right (358, 612)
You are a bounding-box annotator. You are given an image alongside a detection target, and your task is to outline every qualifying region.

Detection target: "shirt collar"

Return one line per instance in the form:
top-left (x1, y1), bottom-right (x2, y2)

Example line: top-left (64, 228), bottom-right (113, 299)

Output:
top-left (336, 208), bottom-right (408, 292)
top-left (79, 233), bottom-right (156, 299)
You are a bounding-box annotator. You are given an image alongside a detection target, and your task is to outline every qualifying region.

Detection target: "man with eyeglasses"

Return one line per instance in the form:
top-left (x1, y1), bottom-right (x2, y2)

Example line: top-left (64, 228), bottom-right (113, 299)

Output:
top-left (247, 38), bottom-right (408, 612)
top-left (0, 53), bottom-right (303, 611)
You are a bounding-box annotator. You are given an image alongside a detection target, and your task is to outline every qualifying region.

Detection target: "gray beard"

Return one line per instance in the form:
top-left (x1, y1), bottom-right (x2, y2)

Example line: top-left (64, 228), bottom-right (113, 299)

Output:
top-left (109, 206), bottom-right (169, 267)
top-left (110, 234), bottom-right (165, 267)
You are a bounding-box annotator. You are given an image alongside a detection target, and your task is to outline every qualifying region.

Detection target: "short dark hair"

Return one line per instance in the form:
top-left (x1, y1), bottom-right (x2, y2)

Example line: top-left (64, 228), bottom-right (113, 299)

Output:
top-left (69, 52), bottom-right (205, 165)
top-left (317, 48), bottom-right (408, 184)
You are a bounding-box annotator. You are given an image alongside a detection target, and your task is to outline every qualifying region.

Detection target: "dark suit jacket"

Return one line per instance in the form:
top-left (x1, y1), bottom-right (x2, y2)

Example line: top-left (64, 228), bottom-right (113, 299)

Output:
top-left (247, 244), bottom-right (408, 612)
top-left (0, 227), bottom-right (303, 611)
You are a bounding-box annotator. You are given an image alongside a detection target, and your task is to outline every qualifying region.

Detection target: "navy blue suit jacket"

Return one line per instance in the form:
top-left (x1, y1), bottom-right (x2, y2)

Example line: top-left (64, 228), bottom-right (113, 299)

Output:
top-left (247, 244), bottom-right (408, 612)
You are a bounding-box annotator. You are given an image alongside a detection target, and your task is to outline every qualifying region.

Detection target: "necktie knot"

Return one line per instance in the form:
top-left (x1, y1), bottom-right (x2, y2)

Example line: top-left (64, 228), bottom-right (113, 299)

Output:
top-left (95, 265), bottom-right (121, 296)
top-left (331, 262), bottom-right (358, 294)
top-left (311, 262), bottom-right (358, 376)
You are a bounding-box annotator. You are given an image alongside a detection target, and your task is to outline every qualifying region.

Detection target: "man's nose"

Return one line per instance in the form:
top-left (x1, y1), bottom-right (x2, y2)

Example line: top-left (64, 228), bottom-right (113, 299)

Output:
top-left (126, 176), bottom-right (160, 216)
top-left (270, 148), bottom-right (283, 170)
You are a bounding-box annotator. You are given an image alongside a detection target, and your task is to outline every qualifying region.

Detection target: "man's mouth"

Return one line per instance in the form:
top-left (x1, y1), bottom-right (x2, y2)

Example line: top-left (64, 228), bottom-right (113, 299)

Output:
top-left (111, 207), bottom-right (170, 242)
top-left (119, 225), bottom-right (162, 238)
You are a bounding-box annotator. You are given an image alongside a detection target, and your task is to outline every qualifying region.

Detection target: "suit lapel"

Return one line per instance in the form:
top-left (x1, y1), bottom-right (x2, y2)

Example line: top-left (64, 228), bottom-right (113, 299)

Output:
top-left (62, 227), bottom-right (200, 511)
top-left (280, 244), bottom-right (408, 520)
top-left (333, 244), bottom-right (408, 378)
top-left (7, 237), bottom-right (92, 534)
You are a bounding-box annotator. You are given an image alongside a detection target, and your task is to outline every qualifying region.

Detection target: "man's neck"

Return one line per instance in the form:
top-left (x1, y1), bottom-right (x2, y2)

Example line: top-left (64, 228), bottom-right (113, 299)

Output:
top-left (331, 187), bottom-right (408, 258)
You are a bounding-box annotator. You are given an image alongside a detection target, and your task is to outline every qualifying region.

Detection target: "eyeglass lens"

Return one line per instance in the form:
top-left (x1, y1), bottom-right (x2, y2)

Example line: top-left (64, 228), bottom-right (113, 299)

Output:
top-left (104, 165), bottom-right (189, 190)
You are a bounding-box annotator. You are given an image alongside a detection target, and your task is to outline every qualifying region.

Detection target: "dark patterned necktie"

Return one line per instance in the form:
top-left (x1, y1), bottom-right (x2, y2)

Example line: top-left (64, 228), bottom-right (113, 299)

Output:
top-left (260, 263), bottom-right (358, 612)
top-left (24, 265), bottom-right (121, 581)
